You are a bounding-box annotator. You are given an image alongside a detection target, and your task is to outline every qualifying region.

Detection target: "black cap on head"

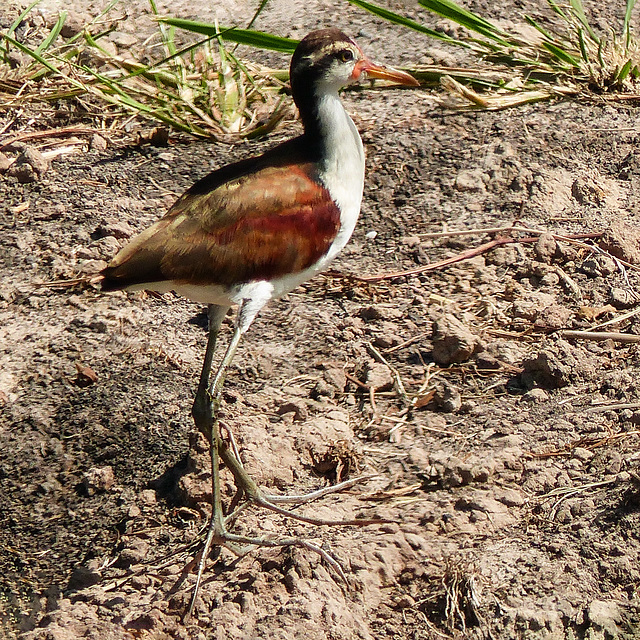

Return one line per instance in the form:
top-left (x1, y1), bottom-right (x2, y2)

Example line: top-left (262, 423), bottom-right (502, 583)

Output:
top-left (290, 28), bottom-right (358, 82)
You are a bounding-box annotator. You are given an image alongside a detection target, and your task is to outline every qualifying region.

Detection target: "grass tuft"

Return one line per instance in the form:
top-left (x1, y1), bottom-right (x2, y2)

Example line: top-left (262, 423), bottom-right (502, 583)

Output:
top-left (0, 2), bottom-right (290, 139)
top-left (347, 0), bottom-right (640, 108)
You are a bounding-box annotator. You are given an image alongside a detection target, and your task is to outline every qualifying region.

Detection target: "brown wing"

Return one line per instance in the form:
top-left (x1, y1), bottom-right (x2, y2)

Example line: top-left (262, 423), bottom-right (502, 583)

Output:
top-left (101, 143), bottom-right (340, 291)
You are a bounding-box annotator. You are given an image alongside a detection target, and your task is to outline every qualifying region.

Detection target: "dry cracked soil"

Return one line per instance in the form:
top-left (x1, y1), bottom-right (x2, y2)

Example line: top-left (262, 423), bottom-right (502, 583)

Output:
top-left (1, 0), bottom-right (640, 639)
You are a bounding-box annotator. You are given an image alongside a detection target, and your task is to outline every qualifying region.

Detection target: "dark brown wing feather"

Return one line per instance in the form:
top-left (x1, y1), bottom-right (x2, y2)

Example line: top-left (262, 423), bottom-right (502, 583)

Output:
top-left (101, 139), bottom-right (341, 291)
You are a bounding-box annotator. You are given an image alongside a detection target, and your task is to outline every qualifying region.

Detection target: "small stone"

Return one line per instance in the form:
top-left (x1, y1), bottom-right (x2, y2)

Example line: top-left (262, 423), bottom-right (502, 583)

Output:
top-left (81, 466), bottom-right (115, 495)
top-left (572, 447), bottom-right (594, 462)
top-left (610, 287), bottom-right (636, 309)
top-left (59, 11), bottom-right (86, 38)
top-left (6, 147), bottom-right (49, 183)
top-left (322, 367), bottom-right (347, 392)
top-left (540, 272), bottom-right (560, 287)
top-left (140, 489), bottom-right (157, 505)
top-left (522, 388), bottom-right (549, 403)
top-left (96, 219), bottom-right (135, 239)
top-left (109, 31), bottom-right (138, 48)
top-left (495, 488), bottom-right (525, 507)
top-left (79, 259), bottom-right (108, 274)
top-left (90, 134), bottom-right (108, 151)
top-left (599, 220), bottom-right (640, 265)
top-left (365, 362), bottom-right (393, 391)
top-left (534, 233), bottom-right (557, 263)
top-left (128, 504), bottom-right (141, 518)
top-left (454, 168), bottom-right (486, 192)
top-left (431, 313), bottom-right (482, 365)
top-left (0, 152), bottom-right (12, 172)
top-left (432, 380), bottom-right (461, 412)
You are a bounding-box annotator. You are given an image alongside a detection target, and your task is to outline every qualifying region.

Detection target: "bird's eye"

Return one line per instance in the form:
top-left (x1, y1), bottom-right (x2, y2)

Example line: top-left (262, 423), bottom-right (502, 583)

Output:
top-left (339, 50), bottom-right (354, 63)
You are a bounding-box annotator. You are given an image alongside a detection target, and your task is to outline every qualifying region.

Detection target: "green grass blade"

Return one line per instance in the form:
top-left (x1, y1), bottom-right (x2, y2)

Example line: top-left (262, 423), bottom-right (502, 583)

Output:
top-left (542, 40), bottom-right (581, 67)
top-left (624, 0), bottom-right (636, 48)
top-left (523, 15), bottom-right (556, 42)
top-left (546, 0), bottom-right (570, 21)
top-left (577, 28), bottom-right (590, 63)
top-left (35, 11), bottom-right (67, 54)
top-left (1, 0), bottom-right (42, 57)
top-left (618, 58), bottom-right (633, 83)
top-left (569, 0), bottom-right (599, 43)
top-left (346, 0), bottom-right (465, 46)
top-left (5, 0), bottom-right (42, 39)
top-left (246, 0), bottom-right (271, 30)
top-left (157, 19), bottom-right (298, 53)
top-left (2, 33), bottom-right (85, 88)
top-left (418, 0), bottom-right (511, 44)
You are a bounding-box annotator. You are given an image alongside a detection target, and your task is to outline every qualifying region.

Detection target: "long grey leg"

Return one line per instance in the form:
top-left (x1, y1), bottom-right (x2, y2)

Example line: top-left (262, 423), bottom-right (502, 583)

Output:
top-left (192, 304), bottom-right (228, 439)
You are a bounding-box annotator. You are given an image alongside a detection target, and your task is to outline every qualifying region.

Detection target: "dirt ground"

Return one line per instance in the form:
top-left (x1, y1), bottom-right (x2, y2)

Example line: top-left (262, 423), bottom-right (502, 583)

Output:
top-left (2, 1), bottom-right (640, 638)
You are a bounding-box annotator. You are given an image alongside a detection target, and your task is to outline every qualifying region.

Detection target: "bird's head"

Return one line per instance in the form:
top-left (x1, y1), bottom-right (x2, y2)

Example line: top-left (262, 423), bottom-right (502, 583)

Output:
top-left (290, 28), bottom-right (419, 97)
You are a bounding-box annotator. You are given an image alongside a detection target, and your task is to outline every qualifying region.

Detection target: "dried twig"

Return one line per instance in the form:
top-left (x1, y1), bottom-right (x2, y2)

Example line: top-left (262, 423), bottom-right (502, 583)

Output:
top-left (348, 231), bottom-right (602, 283)
top-left (562, 330), bottom-right (640, 343)
top-left (0, 126), bottom-right (104, 150)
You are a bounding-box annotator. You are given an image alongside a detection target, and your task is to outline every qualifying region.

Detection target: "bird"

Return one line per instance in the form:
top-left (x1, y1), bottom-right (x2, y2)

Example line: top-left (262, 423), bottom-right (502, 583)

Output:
top-left (100, 28), bottom-right (418, 609)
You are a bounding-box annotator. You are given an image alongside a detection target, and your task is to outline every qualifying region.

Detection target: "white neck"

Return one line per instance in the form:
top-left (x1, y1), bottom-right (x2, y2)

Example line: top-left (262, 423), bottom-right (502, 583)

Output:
top-left (314, 91), bottom-right (365, 262)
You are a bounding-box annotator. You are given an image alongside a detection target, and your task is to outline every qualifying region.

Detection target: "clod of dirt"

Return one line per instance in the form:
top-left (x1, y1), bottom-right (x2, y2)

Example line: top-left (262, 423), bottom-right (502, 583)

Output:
top-left (431, 313), bottom-right (483, 365)
top-left (571, 174), bottom-right (607, 205)
top-left (533, 304), bottom-right (573, 331)
top-left (609, 287), bottom-right (637, 309)
top-left (454, 168), bottom-right (486, 192)
top-left (90, 134), bottom-right (108, 151)
top-left (115, 538), bottom-right (150, 568)
top-left (599, 220), bottom-right (640, 264)
top-left (6, 147), bottom-right (49, 183)
top-left (80, 466), bottom-right (115, 495)
top-left (426, 453), bottom-right (496, 489)
top-left (432, 380), bottom-right (462, 412)
top-left (587, 599), bottom-right (624, 636)
top-left (359, 304), bottom-right (404, 321)
top-left (96, 219), bottom-right (135, 239)
top-left (309, 439), bottom-right (360, 482)
top-left (277, 399), bottom-right (308, 421)
top-left (521, 339), bottom-right (597, 388)
top-left (68, 563), bottom-right (102, 590)
top-left (364, 361), bottom-right (394, 391)
top-left (0, 152), bottom-right (12, 172)
top-left (533, 232), bottom-right (557, 264)
top-left (580, 255), bottom-right (616, 277)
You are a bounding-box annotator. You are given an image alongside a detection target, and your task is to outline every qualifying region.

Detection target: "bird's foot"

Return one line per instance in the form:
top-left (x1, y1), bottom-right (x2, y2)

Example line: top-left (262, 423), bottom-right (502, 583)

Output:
top-left (185, 509), bottom-right (348, 621)
top-left (184, 437), bottom-right (383, 620)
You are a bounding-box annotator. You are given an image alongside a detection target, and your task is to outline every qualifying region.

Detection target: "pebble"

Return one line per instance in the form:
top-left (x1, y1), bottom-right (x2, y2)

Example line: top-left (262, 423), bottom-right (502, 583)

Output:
top-left (97, 219), bottom-right (135, 239)
top-left (454, 168), bottom-right (486, 192)
top-left (81, 466), bottom-right (115, 494)
top-left (6, 147), bottom-right (50, 183)
top-left (365, 362), bottom-right (394, 391)
top-left (90, 134), bottom-right (108, 151)
top-left (431, 313), bottom-right (482, 365)
top-left (534, 232), bottom-right (557, 263)
top-left (0, 152), bottom-right (12, 172)
top-left (432, 380), bottom-right (461, 412)
top-left (522, 388), bottom-right (549, 403)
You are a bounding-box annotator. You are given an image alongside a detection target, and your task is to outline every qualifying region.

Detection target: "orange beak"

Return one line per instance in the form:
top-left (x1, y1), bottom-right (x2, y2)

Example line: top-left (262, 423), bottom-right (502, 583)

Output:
top-left (354, 59), bottom-right (420, 86)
